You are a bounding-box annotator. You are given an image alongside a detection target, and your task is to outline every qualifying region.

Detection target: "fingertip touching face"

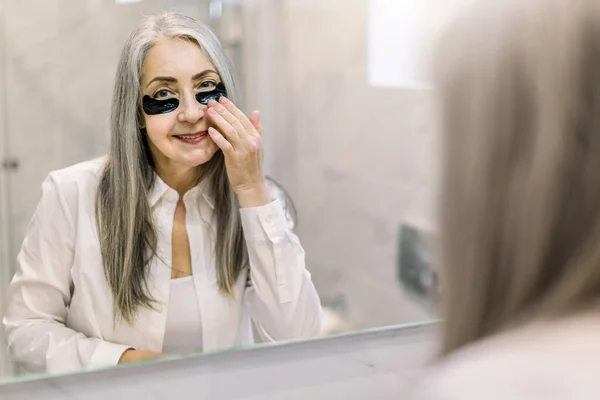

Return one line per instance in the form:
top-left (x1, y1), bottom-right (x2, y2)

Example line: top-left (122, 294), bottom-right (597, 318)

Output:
top-left (140, 37), bottom-right (227, 172)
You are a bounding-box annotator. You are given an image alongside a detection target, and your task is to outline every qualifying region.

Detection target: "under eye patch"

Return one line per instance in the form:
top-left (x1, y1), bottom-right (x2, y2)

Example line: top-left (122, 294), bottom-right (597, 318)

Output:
top-left (142, 82), bottom-right (229, 115)
top-left (142, 96), bottom-right (179, 115)
top-left (196, 82), bottom-right (228, 105)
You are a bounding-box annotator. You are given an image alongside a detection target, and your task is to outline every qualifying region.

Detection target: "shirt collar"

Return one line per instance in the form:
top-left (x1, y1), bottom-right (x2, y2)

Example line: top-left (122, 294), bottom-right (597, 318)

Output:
top-left (148, 174), bottom-right (215, 209)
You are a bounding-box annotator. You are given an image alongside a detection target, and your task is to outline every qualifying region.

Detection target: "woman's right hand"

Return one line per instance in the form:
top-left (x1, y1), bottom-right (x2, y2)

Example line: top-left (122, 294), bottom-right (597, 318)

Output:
top-left (118, 349), bottom-right (164, 364)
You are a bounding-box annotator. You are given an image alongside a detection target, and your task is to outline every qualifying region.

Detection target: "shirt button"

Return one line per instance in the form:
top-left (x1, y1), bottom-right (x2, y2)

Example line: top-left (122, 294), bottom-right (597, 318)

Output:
top-left (264, 215), bottom-right (274, 224)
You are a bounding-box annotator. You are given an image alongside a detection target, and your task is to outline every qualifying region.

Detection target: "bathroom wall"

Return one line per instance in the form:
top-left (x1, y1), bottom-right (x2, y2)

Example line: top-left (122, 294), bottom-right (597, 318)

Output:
top-left (275, 0), bottom-right (439, 329)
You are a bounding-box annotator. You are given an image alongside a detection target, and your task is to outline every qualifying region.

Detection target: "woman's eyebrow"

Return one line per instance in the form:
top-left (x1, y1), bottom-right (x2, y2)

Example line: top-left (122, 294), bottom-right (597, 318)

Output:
top-left (191, 69), bottom-right (219, 80)
top-left (146, 76), bottom-right (177, 88)
top-left (146, 69), bottom-right (218, 89)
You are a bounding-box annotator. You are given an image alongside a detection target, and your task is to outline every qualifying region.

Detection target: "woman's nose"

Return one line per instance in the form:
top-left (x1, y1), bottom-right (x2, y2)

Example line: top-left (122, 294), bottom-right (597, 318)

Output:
top-left (178, 94), bottom-right (205, 123)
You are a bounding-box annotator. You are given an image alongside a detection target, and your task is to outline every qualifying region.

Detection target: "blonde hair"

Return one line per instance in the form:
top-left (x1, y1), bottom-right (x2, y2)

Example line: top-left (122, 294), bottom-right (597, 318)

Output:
top-left (96, 12), bottom-right (246, 323)
top-left (435, 0), bottom-right (600, 355)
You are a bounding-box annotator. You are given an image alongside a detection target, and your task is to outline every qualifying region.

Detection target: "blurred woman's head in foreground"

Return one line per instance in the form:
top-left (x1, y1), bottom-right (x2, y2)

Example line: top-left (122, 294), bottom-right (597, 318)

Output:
top-left (436, 0), bottom-right (600, 356)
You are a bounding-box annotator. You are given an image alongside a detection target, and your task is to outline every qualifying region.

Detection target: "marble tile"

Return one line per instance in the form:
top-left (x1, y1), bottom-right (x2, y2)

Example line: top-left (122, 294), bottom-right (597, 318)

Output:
top-left (277, 0), bottom-right (439, 329)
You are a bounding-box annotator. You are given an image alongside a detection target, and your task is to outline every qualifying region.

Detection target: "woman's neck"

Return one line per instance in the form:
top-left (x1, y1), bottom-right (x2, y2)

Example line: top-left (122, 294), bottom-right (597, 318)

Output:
top-left (154, 161), bottom-right (202, 197)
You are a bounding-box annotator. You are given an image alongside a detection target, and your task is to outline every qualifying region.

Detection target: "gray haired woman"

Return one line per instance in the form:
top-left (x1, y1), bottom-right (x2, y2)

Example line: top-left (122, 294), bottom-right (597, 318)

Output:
top-left (3, 12), bottom-right (322, 374)
top-left (410, 0), bottom-right (600, 398)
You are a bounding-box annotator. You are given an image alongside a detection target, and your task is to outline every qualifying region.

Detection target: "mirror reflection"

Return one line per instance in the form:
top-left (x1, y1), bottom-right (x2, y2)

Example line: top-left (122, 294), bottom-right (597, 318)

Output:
top-left (4, 11), bottom-right (323, 374)
top-left (0, 0), bottom-right (439, 383)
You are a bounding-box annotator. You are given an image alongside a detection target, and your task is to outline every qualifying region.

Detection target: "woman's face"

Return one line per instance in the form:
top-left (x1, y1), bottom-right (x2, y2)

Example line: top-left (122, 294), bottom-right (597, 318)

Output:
top-left (140, 37), bottom-right (221, 171)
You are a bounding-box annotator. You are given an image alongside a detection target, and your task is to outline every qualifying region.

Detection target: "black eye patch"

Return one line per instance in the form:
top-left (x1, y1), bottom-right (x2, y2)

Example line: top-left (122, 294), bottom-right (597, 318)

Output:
top-left (196, 82), bottom-right (228, 105)
top-left (142, 82), bottom-right (228, 116)
top-left (142, 96), bottom-right (179, 115)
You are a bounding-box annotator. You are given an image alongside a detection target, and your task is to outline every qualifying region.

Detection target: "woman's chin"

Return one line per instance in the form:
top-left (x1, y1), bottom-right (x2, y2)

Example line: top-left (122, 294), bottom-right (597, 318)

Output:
top-left (177, 149), bottom-right (218, 168)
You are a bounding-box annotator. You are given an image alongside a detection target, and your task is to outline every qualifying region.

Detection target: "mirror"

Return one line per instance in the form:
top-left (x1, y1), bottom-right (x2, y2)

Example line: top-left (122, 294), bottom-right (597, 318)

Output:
top-left (0, 0), bottom-right (449, 384)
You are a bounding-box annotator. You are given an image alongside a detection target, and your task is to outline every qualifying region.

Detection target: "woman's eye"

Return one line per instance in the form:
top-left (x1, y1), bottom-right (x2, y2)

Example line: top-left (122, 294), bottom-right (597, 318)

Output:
top-left (198, 81), bottom-right (217, 91)
top-left (154, 89), bottom-right (174, 99)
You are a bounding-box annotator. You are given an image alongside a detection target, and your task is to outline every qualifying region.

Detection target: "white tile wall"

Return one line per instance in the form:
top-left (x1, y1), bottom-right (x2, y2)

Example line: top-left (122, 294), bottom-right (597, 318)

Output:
top-left (274, 0), bottom-right (438, 329)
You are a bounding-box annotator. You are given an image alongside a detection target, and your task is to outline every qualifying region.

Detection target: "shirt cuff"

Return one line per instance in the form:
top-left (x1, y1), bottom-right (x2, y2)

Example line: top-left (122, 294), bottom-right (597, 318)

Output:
top-left (239, 198), bottom-right (289, 241)
top-left (88, 341), bottom-right (134, 370)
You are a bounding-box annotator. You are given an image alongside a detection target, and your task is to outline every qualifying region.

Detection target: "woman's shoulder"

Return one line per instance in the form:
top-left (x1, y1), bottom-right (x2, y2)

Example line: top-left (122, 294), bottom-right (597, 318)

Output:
top-left (41, 156), bottom-right (108, 207)
top-left (409, 318), bottom-right (600, 399)
top-left (49, 156), bottom-right (106, 181)
top-left (409, 345), bottom-right (533, 399)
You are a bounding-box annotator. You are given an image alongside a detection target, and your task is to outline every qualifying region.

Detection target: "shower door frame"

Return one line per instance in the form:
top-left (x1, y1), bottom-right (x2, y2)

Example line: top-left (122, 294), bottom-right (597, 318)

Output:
top-left (0, 0), bottom-right (16, 379)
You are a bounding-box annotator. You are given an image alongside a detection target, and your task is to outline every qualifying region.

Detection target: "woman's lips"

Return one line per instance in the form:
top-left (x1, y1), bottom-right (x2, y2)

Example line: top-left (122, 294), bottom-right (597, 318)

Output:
top-left (173, 131), bottom-right (208, 144)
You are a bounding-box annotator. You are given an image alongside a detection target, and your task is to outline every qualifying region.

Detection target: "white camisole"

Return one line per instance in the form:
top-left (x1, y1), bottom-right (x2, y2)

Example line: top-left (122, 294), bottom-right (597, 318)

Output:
top-left (162, 276), bottom-right (203, 354)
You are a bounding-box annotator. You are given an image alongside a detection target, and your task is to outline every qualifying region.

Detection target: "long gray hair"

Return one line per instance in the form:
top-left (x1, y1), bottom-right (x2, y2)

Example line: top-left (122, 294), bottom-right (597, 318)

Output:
top-left (96, 12), bottom-right (246, 324)
top-left (435, 0), bottom-right (600, 356)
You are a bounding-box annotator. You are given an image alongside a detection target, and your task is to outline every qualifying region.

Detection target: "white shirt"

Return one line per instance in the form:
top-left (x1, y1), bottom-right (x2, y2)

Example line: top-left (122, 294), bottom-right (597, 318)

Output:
top-left (3, 158), bottom-right (323, 374)
top-left (162, 277), bottom-right (203, 355)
